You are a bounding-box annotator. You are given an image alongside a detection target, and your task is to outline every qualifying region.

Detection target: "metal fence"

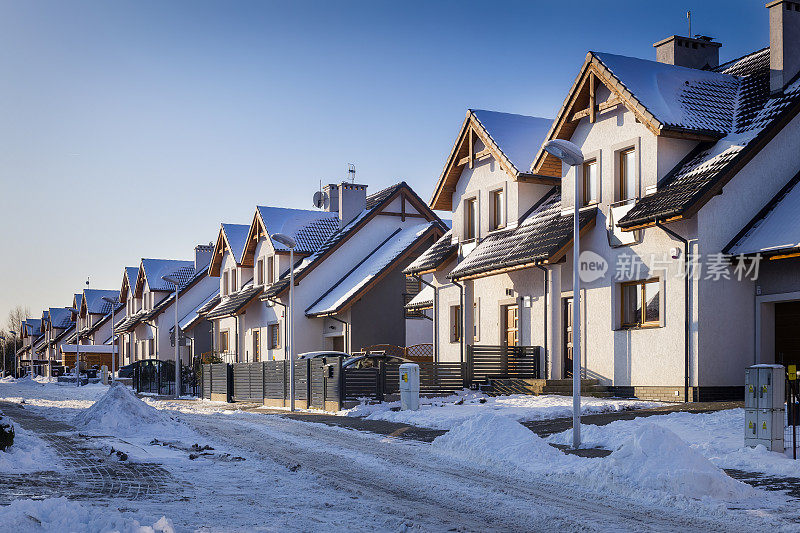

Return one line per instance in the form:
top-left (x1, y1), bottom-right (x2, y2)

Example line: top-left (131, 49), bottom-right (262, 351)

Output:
top-left (133, 358), bottom-right (201, 396)
top-left (201, 345), bottom-right (541, 409)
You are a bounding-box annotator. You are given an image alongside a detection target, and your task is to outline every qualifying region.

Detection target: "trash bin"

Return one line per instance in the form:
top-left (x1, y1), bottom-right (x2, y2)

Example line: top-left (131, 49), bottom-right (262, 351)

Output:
top-left (399, 363), bottom-right (420, 411)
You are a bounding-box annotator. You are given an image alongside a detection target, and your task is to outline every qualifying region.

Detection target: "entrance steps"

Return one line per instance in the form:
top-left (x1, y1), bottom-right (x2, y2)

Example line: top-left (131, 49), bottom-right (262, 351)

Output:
top-left (480, 378), bottom-right (612, 398)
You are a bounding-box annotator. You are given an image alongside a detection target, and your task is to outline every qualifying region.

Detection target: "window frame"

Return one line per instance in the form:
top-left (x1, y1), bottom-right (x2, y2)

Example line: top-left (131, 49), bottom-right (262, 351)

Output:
top-left (220, 330), bottom-right (230, 353)
top-left (222, 271), bottom-right (229, 297)
top-left (267, 256), bottom-right (275, 284)
top-left (450, 305), bottom-right (461, 343)
top-left (582, 159), bottom-right (598, 206)
top-left (463, 197), bottom-right (478, 241)
top-left (619, 147), bottom-right (636, 202)
top-left (256, 258), bottom-right (264, 285)
top-left (268, 323), bottom-right (280, 349)
top-left (489, 189), bottom-right (505, 231)
top-left (620, 278), bottom-right (660, 329)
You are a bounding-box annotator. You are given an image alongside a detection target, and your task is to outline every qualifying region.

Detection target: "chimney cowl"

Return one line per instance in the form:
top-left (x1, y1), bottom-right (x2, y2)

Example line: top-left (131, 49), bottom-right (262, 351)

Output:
top-left (324, 182), bottom-right (367, 227)
top-left (653, 35), bottom-right (721, 69)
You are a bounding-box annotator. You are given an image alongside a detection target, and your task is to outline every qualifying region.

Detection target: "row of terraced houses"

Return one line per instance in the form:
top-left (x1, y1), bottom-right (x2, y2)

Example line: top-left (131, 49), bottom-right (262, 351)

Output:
top-left (14, 2), bottom-right (800, 401)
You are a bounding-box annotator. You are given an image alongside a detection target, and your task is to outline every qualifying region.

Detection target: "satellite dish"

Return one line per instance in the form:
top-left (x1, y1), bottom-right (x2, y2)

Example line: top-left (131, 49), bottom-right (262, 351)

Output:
top-left (312, 191), bottom-right (328, 209)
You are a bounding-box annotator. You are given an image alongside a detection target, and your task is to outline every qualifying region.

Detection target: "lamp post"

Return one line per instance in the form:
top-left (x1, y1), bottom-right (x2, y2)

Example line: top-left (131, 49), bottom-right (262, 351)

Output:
top-left (271, 233), bottom-right (296, 412)
top-left (543, 138), bottom-right (585, 450)
top-left (67, 307), bottom-right (80, 387)
top-left (102, 296), bottom-right (119, 382)
top-left (0, 335), bottom-right (5, 378)
top-left (162, 274), bottom-right (182, 398)
top-left (8, 331), bottom-right (16, 378)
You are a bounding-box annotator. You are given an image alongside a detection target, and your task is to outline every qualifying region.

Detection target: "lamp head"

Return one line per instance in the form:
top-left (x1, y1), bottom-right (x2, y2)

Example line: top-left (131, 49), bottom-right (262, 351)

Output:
top-left (272, 233), bottom-right (297, 249)
top-left (543, 139), bottom-right (584, 167)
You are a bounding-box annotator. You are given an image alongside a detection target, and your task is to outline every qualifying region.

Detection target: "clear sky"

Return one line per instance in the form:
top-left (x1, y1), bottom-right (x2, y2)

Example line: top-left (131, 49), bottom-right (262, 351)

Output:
top-left (0, 0), bottom-right (768, 323)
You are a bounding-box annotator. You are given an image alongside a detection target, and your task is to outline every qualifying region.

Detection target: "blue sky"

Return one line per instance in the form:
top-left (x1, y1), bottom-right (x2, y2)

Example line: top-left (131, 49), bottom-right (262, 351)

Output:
top-left (0, 0), bottom-right (768, 323)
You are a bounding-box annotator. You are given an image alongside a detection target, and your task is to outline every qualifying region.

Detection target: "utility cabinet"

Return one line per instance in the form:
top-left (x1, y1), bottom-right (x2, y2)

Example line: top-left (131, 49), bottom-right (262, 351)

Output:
top-left (745, 364), bottom-right (785, 452)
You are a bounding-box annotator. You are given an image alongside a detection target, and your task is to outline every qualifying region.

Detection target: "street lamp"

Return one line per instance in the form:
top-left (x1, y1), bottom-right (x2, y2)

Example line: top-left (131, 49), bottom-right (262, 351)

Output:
top-left (271, 233), bottom-right (296, 412)
top-left (543, 138), bottom-right (585, 449)
top-left (162, 274), bottom-right (182, 398)
top-left (8, 331), bottom-right (16, 379)
top-left (67, 307), bottom-right (80, 387)
top-left (0, 334), bottom-right (5, 378)
top-left (102, 296), bottom-right (119, 382)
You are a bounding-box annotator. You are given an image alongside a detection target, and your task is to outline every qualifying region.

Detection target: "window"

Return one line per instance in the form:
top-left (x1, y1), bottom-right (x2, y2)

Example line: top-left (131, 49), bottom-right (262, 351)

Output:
top-left (148, 338), bottom-right (154, 356)
top-left (619, 148), bottom-right (636, 201)
top-left (473, 300), bottom-right (480, 342)
top-left (257, 259), bottom-right (264, 285)
top-left (223, 271), bottom-right (229, 296)
top-left (450, 305), bottom-right (461, 343)
top-left (231, 269), bottom-right (237, 293)
top-left (490, 189), bottom-right (505, 230)
top-left (267, 256), bottom-right (274, 284)
top-left (582, 159), bottom-right (598, 206)
top-left (268, 323), bottom-right (280, 349)
top-left (219, 330), bottom-right (230, 352)
top-left (252, 330), bottom-right (261, 362)
top-left (464, 198), bottom-right (477, 240)
top-left (621, 279), bottom-right (660, 328)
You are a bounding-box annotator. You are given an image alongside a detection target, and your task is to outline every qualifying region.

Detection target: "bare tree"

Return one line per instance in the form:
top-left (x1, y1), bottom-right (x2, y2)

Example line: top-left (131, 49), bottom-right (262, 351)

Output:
top-left (6, 306), bottom-right (30, 338)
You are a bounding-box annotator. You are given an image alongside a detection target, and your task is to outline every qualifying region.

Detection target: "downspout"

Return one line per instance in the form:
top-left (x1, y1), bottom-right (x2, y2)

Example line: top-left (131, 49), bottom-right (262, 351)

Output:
top-left (535, 265), bottom-right (549, 379)
top-left (328, 315), bottom-right (350, 353)
top-left (656, 221), bottom-right (690, 403)
top-left (267, 298), bottom-right (288, 360)
top-left (451, 279), bottom-right (465, 364)
top-left (413, 274), bottom-right (438, 361)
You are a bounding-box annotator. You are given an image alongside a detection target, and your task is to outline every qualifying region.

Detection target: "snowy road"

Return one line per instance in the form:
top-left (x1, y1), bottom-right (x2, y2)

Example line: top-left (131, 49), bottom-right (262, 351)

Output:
top-left (179, 411), bottom-right (783, 532)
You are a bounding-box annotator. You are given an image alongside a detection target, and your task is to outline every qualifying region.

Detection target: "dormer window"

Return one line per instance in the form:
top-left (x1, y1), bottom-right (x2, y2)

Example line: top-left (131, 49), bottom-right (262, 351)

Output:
top-left (464, 197), bottom-right (477, 241)
top-left (490, 189), bottom-right (505, 231)
top-left (582, 159), bottom-right (598, 206)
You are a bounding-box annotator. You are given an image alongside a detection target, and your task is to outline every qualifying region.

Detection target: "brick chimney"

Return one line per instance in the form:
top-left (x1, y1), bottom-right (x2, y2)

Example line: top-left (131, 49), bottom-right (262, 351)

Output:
top-left (195, 243), bottom-right (214, 272)
top-left (323, 182), bottom-right (368, 227)
top-left (653, 35), bottom-right (721, 69)
top-left (768, 0), bottom-right (800, 93)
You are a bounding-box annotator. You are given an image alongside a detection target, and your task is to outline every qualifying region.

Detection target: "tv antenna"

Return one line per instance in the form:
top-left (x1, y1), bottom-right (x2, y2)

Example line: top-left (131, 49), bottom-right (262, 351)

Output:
top-left (687, 11), bottom-right (691, 39)
top-left (347, 163), bottom-right (356, 183)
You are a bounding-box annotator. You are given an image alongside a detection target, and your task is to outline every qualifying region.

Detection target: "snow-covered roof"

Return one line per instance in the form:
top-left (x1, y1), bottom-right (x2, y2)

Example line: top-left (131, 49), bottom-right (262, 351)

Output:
top-left (471, 110), bottom-right (552, 173)
top-left (179, 288), bottom-right (220, 331)
top-left (725, 172), bottom-right (800, 256)
top-left (48, 307), bottom-right (74, 329)
top-left (305, 222), bottom-right (437, 316)
top-left (140, 259), bottom-right (195, 292)
top-left (257, 206), bottom-right (340, 254)
top-left (593, 52), bottom-right (740, 134)
top-left (404, 230), bottom-right (457, 275)
top-left (60, 344), bottom-right (118, 355)
top-left (405, 284), bottom-right (434, 310)
top-left (73, 293), bottom-right (83, 311)
top-left (222, 223), bottom-right (250, 264)
top-left (82, 289), bottom-right (120, 315)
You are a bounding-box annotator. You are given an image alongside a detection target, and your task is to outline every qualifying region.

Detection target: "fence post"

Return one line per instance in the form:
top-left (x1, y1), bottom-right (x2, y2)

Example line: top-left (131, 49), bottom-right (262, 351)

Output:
top-left (337, 357), bottom-right (345, 410)
top-left (377, 360), bottom-right (385, 402)
top-left (501, 345), bottom-right (508, 377)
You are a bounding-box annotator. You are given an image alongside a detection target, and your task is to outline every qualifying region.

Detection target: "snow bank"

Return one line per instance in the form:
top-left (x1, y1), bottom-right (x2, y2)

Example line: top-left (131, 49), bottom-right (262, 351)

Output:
top-left (0, 420), bottom-right (61, 473)
top-left (349, 392), bottom-right (660, 430)
top-left (432, 413), bottom-right (567, 469)
top-left (72, 382), bottom-right (175, 436)
top-left (0, 498), bottom-right (173, 533)
top-left (596, 424), bottom-right (754, 500)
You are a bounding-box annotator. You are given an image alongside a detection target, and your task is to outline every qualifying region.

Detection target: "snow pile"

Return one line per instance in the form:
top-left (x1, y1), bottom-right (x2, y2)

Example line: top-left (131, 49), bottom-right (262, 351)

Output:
top-left (0, 498), bottom-right (173, 533)
top-left (0, 375), bottom-right (17, 383)
top-left (349, 392), bottom-right (659, 430)
top-left (597, 424), bottom-right (754, 500)
top-left (72, 382), bottom-right (175, 436)
top-left (0, 421), bottom-right (61, 473)
top-left (431, 413), bottom-right (566, 469)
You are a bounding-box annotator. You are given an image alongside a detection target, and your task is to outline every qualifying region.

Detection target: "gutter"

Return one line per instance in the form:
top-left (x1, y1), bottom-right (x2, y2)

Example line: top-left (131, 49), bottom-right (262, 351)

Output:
top-left (656, 221), bottom-right (690, 403)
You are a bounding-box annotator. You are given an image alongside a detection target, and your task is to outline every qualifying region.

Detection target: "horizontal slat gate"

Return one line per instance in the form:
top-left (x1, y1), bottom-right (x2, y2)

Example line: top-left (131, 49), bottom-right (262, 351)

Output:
top-left (201, 364), bottom-right (212, 399)
top-left (233, 362), bottom-right (264, 402)
top-left (417, 362), bottom-right (465, 394)
top-left (263, 361), bottom-right (286, 401)
top-left (343, 368), bottom-right (380, 400)
top-left (468, 346), bottom-right (541, 382)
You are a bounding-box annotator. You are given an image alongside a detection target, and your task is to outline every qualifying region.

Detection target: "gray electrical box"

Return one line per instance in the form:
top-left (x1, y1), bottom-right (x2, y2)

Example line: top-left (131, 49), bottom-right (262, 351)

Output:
top-left (745, 364), bottom-right (785, 451)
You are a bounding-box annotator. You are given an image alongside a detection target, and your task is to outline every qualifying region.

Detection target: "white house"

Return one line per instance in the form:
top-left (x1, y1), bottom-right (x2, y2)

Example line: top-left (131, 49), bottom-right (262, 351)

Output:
top-left (115, 244), bottom-right (216, 365)
top-left (59, 288), bottom-right (124, 371)
top-left (411, 1), bottom-right (800, 401)
top-left (202, 181), bottom-right (446, 362)
top-left (15, 318), bottom-right (43, 375)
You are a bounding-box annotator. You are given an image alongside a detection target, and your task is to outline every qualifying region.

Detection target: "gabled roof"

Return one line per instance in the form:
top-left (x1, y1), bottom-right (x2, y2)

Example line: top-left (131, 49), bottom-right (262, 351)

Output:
top-left (618, 48), bottom-right (800, 229)
top-left (81, 289), bottom-right (120, 315)
top-left (73, 293), bottom-right (83, 312)
top-left (138, 263), bottom-right (212, 322)
top-left (209, 223), bottom-right (250, 276)
top-left (179, 288), bottom-right (220, 331)
top-left (120, 266), bottom-right (140, 301)
top-left (431, 109), bottom-right (557, 210)
top-left (305, 222), bottom-right (441, 317)
top-left (404, 230), bottom-right (458, 276)
top-left (136, 259), bottom-right (194, 295)
top-left (405, 284), bottom-right (434, 310)
top-left (204, 283), bottom-right (261, 320)
top-left (724, 168), bottom-right (800, 257)
top-left (48, 307), bottom-right (74, 330)
top-left (83, 302), bottom-right (125, 337)
top-left (115, 311), bottom-right (145, 334)
top-left (448, 189), bottom-right (597, 281)
top-left (23, 319), bottom-right (42, 337)
top-left (263, 182), bottom-right (444, 300)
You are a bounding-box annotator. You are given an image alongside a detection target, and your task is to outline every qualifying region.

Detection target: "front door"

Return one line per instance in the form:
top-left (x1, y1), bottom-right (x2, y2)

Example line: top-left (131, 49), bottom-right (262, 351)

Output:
top-left (332, 336), bottom-right (345, 352)
top-left (563, 297), bottom-right (573, 378)
top-left (502, 304), bottom-right (519, 346)
top-left (776, 301), bottom-right (800, 367)
top-left (252, 330), bottom-right (260, 362)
